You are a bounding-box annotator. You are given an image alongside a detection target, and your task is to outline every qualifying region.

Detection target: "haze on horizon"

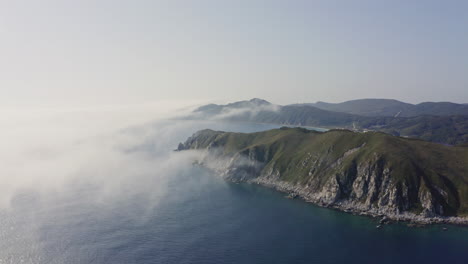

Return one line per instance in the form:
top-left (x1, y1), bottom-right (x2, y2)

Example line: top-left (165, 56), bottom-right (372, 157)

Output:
top-left (1, 0), bottom-right (467, 107)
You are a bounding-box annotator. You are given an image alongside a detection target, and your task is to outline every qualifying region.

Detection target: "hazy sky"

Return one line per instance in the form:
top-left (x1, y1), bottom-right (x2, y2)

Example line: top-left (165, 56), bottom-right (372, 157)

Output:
top-left (1, 0), bottom-right (467, 106)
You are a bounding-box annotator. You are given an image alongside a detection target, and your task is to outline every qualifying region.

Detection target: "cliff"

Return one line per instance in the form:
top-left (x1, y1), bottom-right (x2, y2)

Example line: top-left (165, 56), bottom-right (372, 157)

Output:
top-left (178, 127), bottom-right (468, 225)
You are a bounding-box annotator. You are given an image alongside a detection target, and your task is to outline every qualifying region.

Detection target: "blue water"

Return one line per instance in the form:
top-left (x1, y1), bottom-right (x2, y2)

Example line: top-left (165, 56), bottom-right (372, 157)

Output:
top-left (1, 121), bottom-right (467, 263)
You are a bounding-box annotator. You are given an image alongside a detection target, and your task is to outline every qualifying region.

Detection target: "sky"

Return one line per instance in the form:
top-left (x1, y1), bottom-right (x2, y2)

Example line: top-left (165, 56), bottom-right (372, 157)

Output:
top-left (1, 0), bottom-right (467, 107)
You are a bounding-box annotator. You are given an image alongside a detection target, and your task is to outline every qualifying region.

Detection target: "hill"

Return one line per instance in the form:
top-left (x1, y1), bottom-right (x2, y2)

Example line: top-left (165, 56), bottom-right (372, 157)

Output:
top-left (178, 128), bottom-right (468, 224)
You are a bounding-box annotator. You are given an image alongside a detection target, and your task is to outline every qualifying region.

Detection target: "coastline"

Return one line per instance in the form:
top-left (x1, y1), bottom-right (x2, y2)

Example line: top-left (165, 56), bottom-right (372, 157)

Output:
top-left (181, 127), bottom-right (468, 228)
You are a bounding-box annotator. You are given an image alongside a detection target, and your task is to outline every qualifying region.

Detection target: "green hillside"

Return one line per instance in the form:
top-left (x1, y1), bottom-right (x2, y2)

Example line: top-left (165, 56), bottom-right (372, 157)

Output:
top-left (179, 127), bottom-right (468, 221)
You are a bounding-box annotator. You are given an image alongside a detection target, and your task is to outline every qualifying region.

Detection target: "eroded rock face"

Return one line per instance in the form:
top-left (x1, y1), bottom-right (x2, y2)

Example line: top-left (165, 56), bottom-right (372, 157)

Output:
top-left (318, 176), bottom-right (341, 205)
top-left (193, 143), bottom-right (461, 222)
top-left (418, 182), bottom-right (445, 217)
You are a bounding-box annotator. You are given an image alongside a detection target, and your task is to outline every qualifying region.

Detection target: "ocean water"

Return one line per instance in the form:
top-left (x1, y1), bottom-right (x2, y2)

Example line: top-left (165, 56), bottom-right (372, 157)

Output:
top-left (1, 121), bottom-right (467, 264)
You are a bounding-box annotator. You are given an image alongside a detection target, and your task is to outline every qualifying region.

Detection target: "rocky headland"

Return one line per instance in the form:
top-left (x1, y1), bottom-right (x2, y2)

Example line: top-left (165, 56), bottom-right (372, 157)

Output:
top-left (178, 127), bottom-right (468, 226)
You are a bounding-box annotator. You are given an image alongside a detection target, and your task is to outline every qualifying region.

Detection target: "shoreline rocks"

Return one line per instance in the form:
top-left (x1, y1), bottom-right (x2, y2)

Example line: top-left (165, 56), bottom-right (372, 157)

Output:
top-left (247, 177), bottom-right (468, 227)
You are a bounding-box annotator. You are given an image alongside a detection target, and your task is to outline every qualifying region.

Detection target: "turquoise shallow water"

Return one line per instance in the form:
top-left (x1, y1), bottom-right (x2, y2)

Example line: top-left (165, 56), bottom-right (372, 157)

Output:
top-left (1, 121), bottom-right (467, 263)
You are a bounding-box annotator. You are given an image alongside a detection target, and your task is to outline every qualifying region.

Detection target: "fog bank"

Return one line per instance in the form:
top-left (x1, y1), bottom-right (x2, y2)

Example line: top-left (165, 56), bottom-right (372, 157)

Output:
top-left (0, 101), bottom-right (203, 208)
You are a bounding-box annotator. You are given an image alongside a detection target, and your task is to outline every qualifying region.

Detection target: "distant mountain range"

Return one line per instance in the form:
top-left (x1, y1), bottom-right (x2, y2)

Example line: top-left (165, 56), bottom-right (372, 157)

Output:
top-left (309, 99), bottom-right (468, 117)
top-left (185, 98), bottom-right (468, 145)
top-left (178, 127), bottom-right (468, 225)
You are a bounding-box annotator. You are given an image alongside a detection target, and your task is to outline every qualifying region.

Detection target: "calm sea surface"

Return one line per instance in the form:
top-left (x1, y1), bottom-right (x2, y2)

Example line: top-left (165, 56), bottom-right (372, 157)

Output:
top-left (1, 121), bottom-right (467, 264)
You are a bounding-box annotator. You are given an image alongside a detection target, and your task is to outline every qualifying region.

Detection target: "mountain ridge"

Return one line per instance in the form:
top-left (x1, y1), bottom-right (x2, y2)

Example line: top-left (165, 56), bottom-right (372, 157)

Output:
top-left (186, 98), bottom-right (468, 145)
top-left (310, 98), bottom-right (468, 117)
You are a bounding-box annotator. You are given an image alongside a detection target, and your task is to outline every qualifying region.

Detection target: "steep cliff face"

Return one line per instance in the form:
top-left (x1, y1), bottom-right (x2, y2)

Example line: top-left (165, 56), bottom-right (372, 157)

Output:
top-left (178, 128), bottom-right (468, 224)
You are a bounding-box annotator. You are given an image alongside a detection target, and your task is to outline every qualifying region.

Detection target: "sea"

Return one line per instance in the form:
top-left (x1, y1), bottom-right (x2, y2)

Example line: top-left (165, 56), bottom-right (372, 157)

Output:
top-left (1, 121), bottom-right (467, 264)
